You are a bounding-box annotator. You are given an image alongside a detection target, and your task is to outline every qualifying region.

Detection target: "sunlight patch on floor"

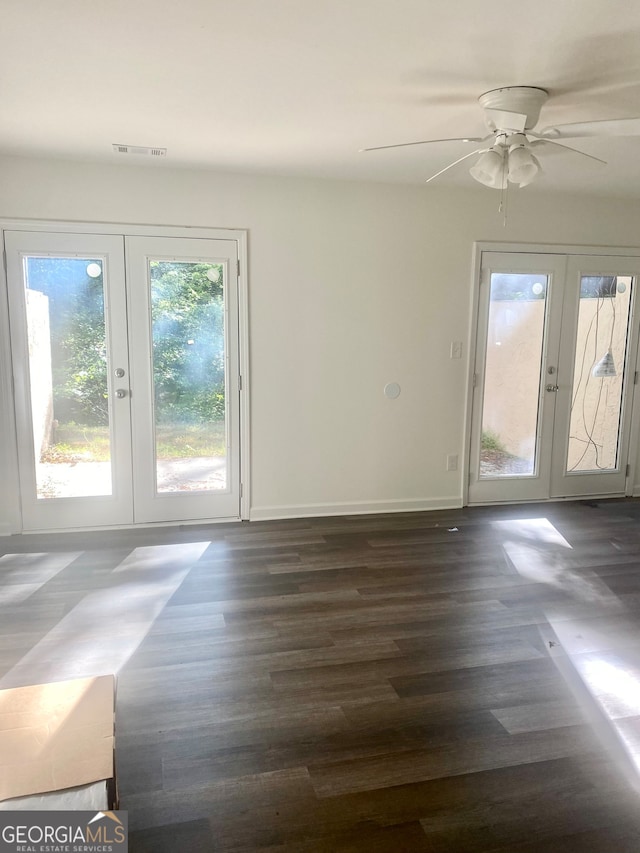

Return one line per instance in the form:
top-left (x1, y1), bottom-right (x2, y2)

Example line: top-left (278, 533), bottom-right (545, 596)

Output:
top-left (0, 542), bottom-right (210, 689)
top-left (0, 552), bottom-right (81, 606)
top-left (498, 516), bottom-right (640, 792)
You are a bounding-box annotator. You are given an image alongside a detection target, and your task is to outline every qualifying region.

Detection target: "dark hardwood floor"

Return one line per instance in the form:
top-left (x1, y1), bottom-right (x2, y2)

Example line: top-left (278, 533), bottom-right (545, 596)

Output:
top-left (2, 500), bottom-right (640, 851)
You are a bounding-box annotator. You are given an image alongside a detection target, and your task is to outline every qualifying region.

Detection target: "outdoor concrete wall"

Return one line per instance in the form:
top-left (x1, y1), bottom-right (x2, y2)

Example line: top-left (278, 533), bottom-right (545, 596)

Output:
top-left (0, 154), bottom-right (640, 530)
top-left (568, 288), bottom-right (632, 471)
top-left (483, 300), bottom-right (543, 468)
top-left (25, 289), bottom-right (53, 460)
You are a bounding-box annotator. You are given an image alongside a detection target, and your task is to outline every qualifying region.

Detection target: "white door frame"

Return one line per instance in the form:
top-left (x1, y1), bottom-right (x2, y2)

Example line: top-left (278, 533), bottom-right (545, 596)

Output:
top-left (464, 241), bottom-right (640, 506)
top-left (0, 219), bottom-right (250, 532)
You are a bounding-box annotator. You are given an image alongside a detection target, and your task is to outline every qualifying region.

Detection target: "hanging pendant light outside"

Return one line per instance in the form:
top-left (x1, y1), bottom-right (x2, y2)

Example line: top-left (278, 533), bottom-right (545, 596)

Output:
top-left (592, 348), bottom-right (617, 378)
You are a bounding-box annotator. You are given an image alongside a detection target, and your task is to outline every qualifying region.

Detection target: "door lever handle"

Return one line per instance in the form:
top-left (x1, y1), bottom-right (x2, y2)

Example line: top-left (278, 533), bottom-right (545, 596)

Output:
top-left (115, 389), bottom-right (128, 398)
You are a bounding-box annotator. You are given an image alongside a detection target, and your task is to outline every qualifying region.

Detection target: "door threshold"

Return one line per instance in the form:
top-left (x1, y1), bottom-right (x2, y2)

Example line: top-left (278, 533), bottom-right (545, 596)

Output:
top-left (15, 516), bottom-right (243, 536)
top-left (466, 493), bottom-right (628, 507)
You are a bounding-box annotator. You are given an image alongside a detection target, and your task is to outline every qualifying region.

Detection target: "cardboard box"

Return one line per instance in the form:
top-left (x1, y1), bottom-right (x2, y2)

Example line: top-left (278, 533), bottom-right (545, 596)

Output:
top-left (0, 675), bottom-right (117, 810)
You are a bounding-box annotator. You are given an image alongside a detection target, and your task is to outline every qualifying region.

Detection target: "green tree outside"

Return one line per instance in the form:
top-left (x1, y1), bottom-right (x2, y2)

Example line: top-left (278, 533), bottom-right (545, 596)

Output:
top-left (26, 257), bottom-right (225, 460)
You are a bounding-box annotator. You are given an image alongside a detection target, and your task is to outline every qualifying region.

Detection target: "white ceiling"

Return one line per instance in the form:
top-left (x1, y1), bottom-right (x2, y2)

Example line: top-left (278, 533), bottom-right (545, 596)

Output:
top-left (3, 0), bottom-right (640, 196)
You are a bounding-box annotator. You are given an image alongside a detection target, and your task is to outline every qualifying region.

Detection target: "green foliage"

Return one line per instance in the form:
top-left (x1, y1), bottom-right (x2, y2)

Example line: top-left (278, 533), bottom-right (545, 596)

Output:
top-left (150, 261), bottom-right (226, 424)
top-left (27, 257), bottom-right (109, 425)
top-left (155, 422), bottom-right (226, 458)
top-left (27, 257), bottom-right (226, 429)
top-left (41, 423), bottom-right (112, 462)
top-left (481, 429), bottom-right (508, 454)
top-left (43, 422), bottom-right (226, 463)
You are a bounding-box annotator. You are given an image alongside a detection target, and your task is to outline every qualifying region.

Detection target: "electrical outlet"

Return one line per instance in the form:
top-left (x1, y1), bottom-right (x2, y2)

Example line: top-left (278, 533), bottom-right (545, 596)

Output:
top-left (450, 341), bottom-right (462, 359)
top-left (446, 454), bottom-right (458, 471)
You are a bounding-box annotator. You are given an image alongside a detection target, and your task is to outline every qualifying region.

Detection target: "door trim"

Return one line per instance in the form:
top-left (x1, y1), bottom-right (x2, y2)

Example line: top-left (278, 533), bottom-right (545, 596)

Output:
top-left (464, 241), bottom-right (640, 506)
top-left (0, 219), bottom-right (250, 532)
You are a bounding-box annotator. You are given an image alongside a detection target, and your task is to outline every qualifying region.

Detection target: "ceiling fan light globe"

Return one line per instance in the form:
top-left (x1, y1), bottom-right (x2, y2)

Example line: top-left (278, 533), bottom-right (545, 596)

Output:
top-left (469, 149), bottom-right (506, 188)
top-left (508, 146), bottom-right (540, 187)
top-left (515, 154), bottom-right (542, 187)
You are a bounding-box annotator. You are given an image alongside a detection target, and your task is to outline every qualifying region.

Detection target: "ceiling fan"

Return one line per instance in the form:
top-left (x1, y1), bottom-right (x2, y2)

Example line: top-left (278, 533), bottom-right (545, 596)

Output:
top-left (361, 86), bottom-right (640, 189)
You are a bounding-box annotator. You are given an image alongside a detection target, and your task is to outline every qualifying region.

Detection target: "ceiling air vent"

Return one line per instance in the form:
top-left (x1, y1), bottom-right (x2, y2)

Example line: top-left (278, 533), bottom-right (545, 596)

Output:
top-left (112, 144), bottom-right (167, 157)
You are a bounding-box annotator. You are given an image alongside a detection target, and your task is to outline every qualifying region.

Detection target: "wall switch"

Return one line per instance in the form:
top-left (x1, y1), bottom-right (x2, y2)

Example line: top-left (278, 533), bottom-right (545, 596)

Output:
top-left (446, 454), bottom-right (458, 471)
top-left (450, 341), bottom-right (462, 359)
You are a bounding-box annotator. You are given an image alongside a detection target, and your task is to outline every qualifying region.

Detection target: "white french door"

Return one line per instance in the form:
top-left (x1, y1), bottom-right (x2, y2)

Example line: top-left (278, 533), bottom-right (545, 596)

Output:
top-left (468, 250), bottom-right (640, 504)
top-left (126, 235), bottom-right (240, 523)
top-left (5, 228), bottom-right (242, 530)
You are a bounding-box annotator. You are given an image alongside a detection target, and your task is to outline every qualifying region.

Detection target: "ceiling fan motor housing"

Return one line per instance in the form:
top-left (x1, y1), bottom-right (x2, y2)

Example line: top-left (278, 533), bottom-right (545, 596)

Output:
top-left (479, 86), bottom-right (549, 132)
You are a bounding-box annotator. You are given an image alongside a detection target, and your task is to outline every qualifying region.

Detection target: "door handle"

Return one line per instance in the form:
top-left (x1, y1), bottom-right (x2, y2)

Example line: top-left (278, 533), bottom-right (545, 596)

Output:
top-left (546, 384), bottom-right (559, 392)
top-left (115, 389), bottom-right (128, 399)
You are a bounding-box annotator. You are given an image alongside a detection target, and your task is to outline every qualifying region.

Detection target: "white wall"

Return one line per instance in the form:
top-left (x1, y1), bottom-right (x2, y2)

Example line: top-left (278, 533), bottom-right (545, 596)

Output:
top-left (1, 154), bottom-right (639, 529)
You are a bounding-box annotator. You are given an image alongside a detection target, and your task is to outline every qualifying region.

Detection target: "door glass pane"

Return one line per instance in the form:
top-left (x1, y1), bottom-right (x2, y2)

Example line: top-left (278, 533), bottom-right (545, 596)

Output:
top-left (480, 273), bottom-right (548, 478)
top-left (566, 276), bottom-right (633, 473)
top-left (150, 260), bottom-right (227, 493)
top-left (23, 256), bottom-right (112, 499)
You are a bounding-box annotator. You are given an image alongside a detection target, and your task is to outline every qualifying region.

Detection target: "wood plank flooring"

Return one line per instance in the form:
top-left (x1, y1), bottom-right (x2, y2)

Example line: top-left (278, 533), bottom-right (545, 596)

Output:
top-left (2, 501), bottom-right (640, 850)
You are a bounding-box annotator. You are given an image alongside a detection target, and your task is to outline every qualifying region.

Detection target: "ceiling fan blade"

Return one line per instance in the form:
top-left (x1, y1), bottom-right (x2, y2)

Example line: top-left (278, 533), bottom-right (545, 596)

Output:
top-left (530, 139), bottom-right (607, 165)
top-left (536, 117), bottom-right (640, 139)
top-left (360, 136), bottom-right (486, 153)
top-left (425, 148), bottom-right (489, 184)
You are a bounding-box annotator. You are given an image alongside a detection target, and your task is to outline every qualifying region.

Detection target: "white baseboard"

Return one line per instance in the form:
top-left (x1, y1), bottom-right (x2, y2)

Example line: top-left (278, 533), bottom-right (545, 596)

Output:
top-left (249, 496), bottom-right (462, 522)
top-left (632, 485), bottom-right (640, 497)
top-left (0, 523), bottom-right (13, 536)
